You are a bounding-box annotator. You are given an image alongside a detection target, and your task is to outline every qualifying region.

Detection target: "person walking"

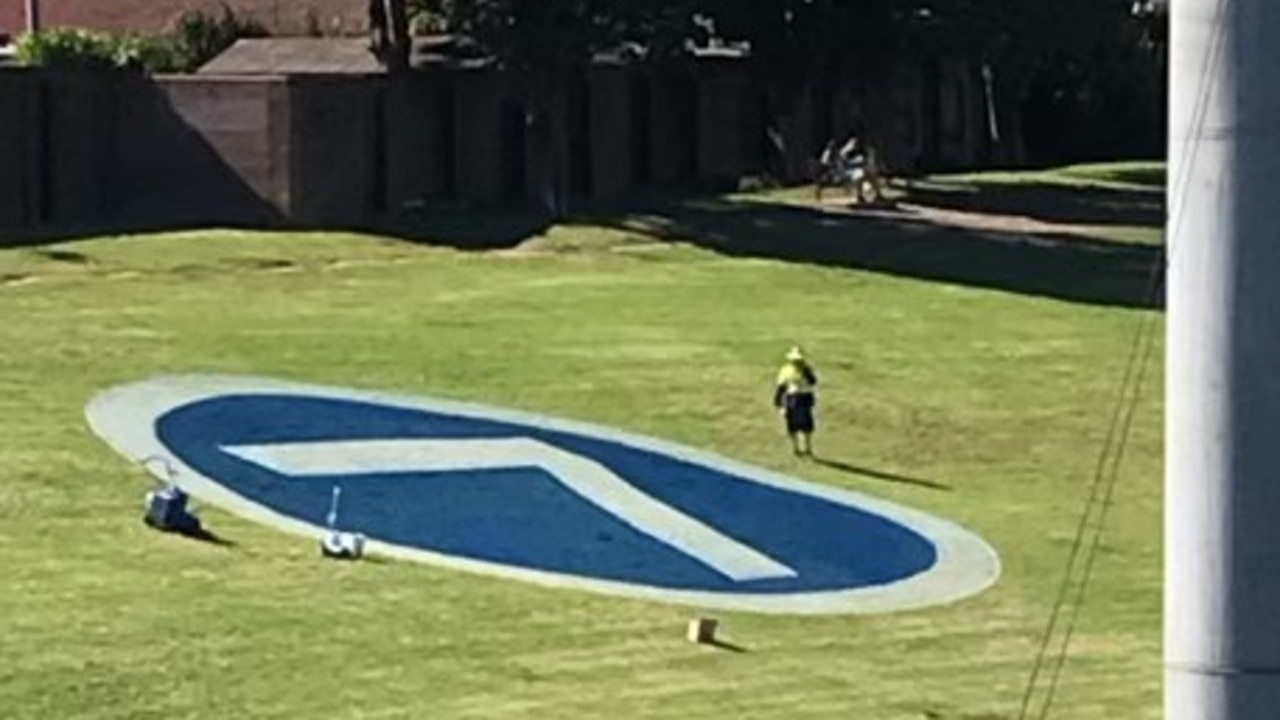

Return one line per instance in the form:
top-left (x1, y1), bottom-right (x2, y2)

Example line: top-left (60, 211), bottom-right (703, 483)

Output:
top-left (773, 346), bottom-right (818, 457)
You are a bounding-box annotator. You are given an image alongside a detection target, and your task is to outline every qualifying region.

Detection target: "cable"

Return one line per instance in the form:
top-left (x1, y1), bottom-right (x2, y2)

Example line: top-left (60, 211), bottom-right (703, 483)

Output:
top-left (1016, 2), bottom-right (1229, 716)
top-left (1016, 251), bottom-right (1164, 720)
top-left (1162, 0), bottom-right (1229, 272)
top-left (1035, 304), bottom-right (1163, 720)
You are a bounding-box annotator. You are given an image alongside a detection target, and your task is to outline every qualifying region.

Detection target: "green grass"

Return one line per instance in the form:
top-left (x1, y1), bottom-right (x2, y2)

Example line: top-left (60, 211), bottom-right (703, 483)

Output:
top-left (915, 161), bottom-right (1166, 247)
top-left (742, 160), bottom-right (1166, 247)
top-left (932, 161), bottom-right (1166, 192)
top-left (0, 166), bottom-right (1164, 719)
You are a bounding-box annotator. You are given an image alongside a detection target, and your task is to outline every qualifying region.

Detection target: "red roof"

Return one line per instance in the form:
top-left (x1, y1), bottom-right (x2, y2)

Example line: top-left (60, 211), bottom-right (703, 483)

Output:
top-left (2, 0), bottom-right (370, 39)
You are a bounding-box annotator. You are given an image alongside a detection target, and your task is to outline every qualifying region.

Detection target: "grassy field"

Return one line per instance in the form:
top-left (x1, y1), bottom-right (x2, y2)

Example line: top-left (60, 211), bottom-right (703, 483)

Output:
top-left (932, 161), bottom-right (1166, 191)
top-left (0, 165), bottom-right (1164, 719)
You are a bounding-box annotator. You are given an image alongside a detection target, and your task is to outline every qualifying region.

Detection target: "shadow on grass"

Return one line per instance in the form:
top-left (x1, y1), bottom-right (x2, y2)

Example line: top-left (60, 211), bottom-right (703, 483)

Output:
top-left (704, 638), bottom-right (748, 653)
top-left (1, 218), bottom-right (283, 250)
top-left (810, 456), bottom-right (952, 492)
top-left (146, 521), bottom-right (236, 548)
top-left (4, 178), bottom-right (1165, 310)
top-left (1087, 164), bottom-right (1166, 188)
top-left (30, 248), bottom-right (92, 264)
top-left (1, 206), bottom-right (550, 254)
top-left (900, 178), bottom-right (1165, 226)
top-left (372, 205), bottom-right (551, 251)
top-left (586, 194), bottom-right (1164, 309)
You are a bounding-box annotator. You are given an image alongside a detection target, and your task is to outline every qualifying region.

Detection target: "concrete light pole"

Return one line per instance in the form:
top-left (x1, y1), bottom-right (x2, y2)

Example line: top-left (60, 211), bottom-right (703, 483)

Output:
top-left (1166, 0), bottom-right (1280, 717)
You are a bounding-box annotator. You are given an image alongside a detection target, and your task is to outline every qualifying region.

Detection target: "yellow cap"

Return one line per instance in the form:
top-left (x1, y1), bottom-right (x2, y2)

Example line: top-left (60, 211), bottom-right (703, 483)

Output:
top-left (786, 346), bottom-right (805, 362)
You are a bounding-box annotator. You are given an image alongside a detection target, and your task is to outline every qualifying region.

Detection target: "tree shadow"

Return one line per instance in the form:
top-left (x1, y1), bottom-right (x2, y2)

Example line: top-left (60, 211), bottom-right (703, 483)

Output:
top-left (900, 179), bottom-right (1164, 227)
top-left (6, 186), bottom-right (1164, 311)
top-left (30, 248), bottom-right (92, 263)
top-left (587, 195), bottom-right (1163, 309)
top-left (1094, 165), bottom-right (1165, 188)
top-left (810, 456), bottom-right (952, 492)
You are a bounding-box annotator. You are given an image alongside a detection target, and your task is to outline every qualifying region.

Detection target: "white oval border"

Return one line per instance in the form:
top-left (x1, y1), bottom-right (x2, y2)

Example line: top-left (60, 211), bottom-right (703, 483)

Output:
top-left (86, 374), bottom-right (1000, 615)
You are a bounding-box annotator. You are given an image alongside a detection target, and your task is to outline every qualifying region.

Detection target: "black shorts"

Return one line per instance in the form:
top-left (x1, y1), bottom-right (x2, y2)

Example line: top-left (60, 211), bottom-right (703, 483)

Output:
top-left (783, 393), bottom-right (815, 433)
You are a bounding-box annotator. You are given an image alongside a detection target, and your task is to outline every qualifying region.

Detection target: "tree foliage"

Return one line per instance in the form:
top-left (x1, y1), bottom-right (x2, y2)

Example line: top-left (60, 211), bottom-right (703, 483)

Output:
top-left (15, 28), bottom-right (178, 73)
top-left (418, 0), bottom-right (623, 84)
top-left (416, 0), bottom-right (1148, 106)
top-left (415, 0), bottom-right (691, 216)
top-left (13, 5), bottom-right (268, 74)
top-left (417, 0), bottom-right (1160, 182)
top-left (171, 5), bottom-right (269, 72)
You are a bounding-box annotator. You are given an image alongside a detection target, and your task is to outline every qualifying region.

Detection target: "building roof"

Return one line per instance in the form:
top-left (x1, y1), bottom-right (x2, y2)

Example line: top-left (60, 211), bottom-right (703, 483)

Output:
top-left (1, 0), bottom-right (369, 39)
top-left (198, 37), bottom-right (382, 75)
top-left (198, 36), bottom-right (489, 75)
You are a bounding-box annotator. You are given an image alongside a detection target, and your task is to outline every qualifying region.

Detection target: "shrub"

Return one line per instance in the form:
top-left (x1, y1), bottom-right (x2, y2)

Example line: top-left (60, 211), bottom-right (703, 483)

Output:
top-left (13, 4), bottom-right (268, 75)
top-left (112, 34), bottom-right (183, 73)
top-left (172, 5), bottom-right (269, 72)
top-left (14, 28), bottom-right (119, 71)
top-left (15, 28), bottom-right (182, 73)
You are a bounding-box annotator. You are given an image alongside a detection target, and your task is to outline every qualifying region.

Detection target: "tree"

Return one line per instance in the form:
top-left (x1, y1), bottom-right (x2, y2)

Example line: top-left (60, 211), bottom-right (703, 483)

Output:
top-left (416, 0), bottom-right (1155, 198)
top-left (371, 0), bottom-right (411, 72)
top-left (420, 0), bottom-right (679, 217)
top-left (924, 0), bottom-right (1143, 164)
top-left (419, 0), bottom-right (711, 215)
top-left (172, 5), bottom-right (269, 72)
top-left (692, 0), bottom-right (919, 180)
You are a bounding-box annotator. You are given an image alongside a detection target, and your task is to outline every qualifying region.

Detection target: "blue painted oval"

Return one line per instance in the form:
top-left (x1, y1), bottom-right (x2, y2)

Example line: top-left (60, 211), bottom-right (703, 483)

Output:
top-left (157, 394), bottom-right (938, 594)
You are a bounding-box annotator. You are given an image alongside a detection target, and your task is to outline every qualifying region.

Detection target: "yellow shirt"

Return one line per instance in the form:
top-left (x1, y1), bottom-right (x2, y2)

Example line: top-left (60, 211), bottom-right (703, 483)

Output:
top-left (776, 362), bottom-right (816, 395)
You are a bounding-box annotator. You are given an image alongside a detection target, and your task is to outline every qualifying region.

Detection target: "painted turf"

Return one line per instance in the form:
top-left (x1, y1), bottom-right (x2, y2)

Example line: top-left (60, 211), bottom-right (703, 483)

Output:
top-left (86, 374), bottom-right (1000, 615)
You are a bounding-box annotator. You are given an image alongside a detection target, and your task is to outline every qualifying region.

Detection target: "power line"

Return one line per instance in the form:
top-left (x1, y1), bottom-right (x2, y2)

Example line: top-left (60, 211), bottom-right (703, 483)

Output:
top-left (1016, 250), bottom-right (1164, 720)
top-left (1015, 2), bottom-right (1228, 715)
